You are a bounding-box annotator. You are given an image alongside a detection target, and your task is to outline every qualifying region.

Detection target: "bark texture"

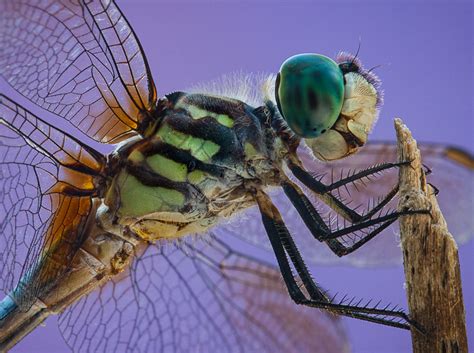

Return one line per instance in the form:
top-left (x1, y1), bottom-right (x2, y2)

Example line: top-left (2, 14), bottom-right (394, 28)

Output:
top-left (395, 118), bottom-right (468, 353)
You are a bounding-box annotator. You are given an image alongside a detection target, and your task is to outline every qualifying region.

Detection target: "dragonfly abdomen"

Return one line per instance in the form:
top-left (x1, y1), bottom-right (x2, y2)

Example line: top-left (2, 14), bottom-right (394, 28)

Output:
top-left (0, 200), bottom-right (143, 352)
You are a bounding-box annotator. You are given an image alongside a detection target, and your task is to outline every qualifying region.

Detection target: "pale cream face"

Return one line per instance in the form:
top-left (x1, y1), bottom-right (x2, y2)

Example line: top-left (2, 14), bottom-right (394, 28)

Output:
top-left (304, 71), bottom-right (380, 161)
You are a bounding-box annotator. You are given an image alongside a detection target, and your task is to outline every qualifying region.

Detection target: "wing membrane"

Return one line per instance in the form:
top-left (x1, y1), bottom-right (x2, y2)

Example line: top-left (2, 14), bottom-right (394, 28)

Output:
top-left (0, 96), bottom-right (98, 308)
top-left (218, 142), bottom-right (473, 267)
top-left (59, 237), bottom-right (349, 353)
top-left (0, 0), bottom-right (157, 143)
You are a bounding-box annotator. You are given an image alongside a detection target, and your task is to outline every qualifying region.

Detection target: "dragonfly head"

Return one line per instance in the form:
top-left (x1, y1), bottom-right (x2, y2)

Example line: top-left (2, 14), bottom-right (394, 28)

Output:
top-left (275, 53), bottom-right (344, 139)
top-left (275, 52), bottom-right (382, 161)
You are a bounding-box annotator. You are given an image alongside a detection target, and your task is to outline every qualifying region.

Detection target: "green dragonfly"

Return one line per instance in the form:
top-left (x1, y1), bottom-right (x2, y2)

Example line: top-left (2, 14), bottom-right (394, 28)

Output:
top-left (0, 1), bottom-right (472, 352)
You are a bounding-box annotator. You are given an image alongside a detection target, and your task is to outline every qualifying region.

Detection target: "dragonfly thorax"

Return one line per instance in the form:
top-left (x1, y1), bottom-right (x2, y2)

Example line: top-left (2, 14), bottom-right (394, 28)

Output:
top-left (100, 92), bottom-right (294, 242)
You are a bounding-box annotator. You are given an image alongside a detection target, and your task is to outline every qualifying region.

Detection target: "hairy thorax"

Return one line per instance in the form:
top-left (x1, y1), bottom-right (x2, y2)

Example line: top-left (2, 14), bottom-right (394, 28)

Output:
top-left (97, 93), bottom-right (290, 242)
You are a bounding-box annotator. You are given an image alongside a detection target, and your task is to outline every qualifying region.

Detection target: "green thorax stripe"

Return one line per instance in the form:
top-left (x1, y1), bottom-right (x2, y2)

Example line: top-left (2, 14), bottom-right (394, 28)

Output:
top-left (126, 138), bottom-right (226, 188)
top-left (116, 171), bottom-right (186, 217)
top-left (170, 92), bottom-right (246, 129)
top-left (147, 154), bottom-right (187, 182)
top-left (175, 100), bottom-right (234, 128)
top-left (131, 139), bottom-right (226, 178)
top-left (152, 107), bottom-right (241, 165)
top-left (156, 123), bottom-right (220, 162)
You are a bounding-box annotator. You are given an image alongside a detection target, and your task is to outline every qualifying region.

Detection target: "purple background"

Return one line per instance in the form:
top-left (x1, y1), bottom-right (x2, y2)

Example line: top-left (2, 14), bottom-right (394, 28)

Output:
top-left (2, 0), bottom-right (472, 352)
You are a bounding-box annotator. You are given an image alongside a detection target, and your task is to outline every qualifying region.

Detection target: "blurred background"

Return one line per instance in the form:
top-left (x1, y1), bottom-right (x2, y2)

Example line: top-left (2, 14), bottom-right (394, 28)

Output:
top-left (2, 0), bottom-right (472, 352)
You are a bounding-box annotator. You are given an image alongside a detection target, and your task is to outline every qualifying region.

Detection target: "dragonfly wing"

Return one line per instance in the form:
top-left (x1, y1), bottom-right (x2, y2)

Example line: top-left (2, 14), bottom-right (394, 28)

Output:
top-left (406, 143), bottom-right (473, 244)
top-left (216, 142), bottom-right (473, 267)
top-left (58, 236), bottom-right (350, 353)
top-left (0, 0), bottom-right (157, 143)
top-left (0, 95), bottom-right (100, 308)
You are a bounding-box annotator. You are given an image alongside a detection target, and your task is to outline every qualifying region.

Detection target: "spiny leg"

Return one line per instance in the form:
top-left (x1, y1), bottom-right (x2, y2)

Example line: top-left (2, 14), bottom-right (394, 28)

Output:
top-left (282, 179), bottom-right (389, 256)
top-left (281, 180), bottom-right (427, 256)
top-left (254, 189), bottom-right (415, 330)
top-left (290, 160), bottom-right (409, 193)
top-left (287, 159), bottom-right (403, 223)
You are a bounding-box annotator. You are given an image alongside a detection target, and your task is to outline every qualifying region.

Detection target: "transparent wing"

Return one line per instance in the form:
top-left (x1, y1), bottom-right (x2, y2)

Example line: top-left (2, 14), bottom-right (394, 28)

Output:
top-left (0, 95), bottom-right (98, 308)
top-left (58, 236), bottom-right (350, 353)
top-left (0, 0), bottom-right (157, 143)
top-left (216, 142), bottom-right (473, 267)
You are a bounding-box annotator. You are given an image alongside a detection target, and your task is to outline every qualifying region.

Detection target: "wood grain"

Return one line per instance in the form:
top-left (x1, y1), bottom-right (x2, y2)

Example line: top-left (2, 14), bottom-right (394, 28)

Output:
top-left (395, 118), bottom-right (468, 353)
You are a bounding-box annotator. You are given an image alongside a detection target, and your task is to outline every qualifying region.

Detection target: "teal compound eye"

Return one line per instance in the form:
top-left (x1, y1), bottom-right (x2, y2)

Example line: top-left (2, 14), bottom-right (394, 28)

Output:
top-left (275, 53), bottom-right (345, 138)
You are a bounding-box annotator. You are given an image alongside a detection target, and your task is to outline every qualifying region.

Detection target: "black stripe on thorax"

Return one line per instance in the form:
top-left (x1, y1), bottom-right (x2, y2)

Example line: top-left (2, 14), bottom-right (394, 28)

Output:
top-left (126, 161), bottom-right (207, 210)
top-left (169, 92), bottom-right (247, 117)
top-left (164, 111), bottom-right (243, 162)
top-left (126, 162), bottom-right (190, 195)
top-left (137, 140), bottom-right (226, 178)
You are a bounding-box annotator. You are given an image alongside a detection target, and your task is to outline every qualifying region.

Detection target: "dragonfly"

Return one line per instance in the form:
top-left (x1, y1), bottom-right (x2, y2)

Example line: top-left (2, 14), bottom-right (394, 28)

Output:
top-left (0, 1), bottom-right (472, 352)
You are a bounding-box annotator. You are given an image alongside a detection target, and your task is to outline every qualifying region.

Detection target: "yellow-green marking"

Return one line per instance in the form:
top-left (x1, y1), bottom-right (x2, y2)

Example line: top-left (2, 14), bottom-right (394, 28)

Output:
top-left (147, 154), bottom-right (188, 182)
top-left (117, 171), bottom-right (185, 217)
top-left (156, 124), bottom-right (220, 162)
top-left (176, 101), bottom-right (234, 128)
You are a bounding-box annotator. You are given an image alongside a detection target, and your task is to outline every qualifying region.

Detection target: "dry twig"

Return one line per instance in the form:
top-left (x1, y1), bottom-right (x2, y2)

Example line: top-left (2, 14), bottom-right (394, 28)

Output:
top-left (395, 118), bottom-right (468, 353)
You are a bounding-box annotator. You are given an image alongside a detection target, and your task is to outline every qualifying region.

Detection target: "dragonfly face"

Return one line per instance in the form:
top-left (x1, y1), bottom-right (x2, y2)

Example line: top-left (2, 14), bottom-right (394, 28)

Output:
top-left (0, 1), bottom-right (472, 352)
top-left (311, 54), bottom-right (381, 160)
top-left (275, 52), bottom-right (382, 162)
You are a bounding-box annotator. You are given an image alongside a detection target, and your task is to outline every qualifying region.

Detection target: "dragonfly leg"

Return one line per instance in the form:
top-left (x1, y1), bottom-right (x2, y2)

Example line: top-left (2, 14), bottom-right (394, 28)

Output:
top-left (282, 180), bottom-right (429, 257)
top-left (289, 160), bottom-right (409, 193)
top-left (288, 160), bottom-right (405, 223)
top-left (255, 189), bottom-right (416, 330)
